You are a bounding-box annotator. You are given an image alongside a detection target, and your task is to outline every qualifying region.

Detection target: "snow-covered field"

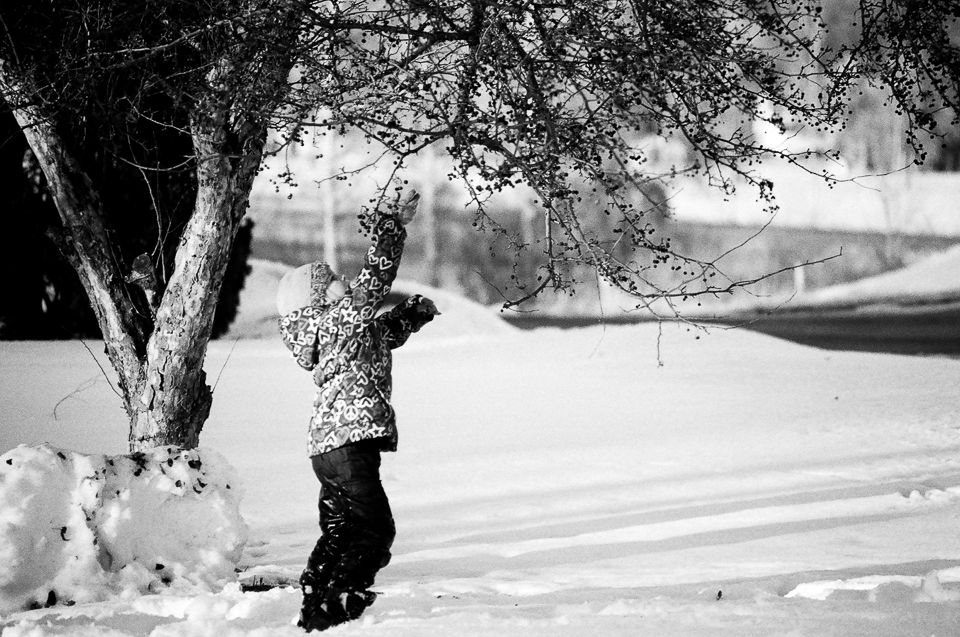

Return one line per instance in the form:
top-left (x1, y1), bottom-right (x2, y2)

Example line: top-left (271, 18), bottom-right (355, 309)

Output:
top-left (1, 261), bottom-right (959, 635)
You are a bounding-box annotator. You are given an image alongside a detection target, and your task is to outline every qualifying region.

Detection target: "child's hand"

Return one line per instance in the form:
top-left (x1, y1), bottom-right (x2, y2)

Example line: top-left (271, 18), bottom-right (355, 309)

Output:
top-left (395, 190), bottom-right (420, 226)
top-left (417, 297), bottom-right (440, 316)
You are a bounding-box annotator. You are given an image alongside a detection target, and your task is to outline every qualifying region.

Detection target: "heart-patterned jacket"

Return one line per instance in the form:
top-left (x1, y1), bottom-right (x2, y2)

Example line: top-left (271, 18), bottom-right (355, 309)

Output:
top-left (278, 214), bottom-right (434, 456)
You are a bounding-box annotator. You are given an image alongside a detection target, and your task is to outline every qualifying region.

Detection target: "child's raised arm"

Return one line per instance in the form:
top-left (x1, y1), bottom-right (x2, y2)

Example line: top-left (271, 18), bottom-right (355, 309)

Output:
top-left (345, 191), bottom-right (420, 325)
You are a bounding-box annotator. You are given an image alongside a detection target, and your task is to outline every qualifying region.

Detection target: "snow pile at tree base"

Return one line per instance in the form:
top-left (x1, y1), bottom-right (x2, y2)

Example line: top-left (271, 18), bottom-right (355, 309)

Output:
top-left (0, 444), bottom-right (248, 613)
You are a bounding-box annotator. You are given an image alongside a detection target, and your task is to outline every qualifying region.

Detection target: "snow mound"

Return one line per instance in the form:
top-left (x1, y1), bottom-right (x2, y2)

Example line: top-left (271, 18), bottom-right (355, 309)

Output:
top-left (385, 279), bottom-right (518, 340)
top-left (786, 568), bottom-right (960, 602)
top-left (226, 258), bottom-right (515, 339)
top-left (0, 445), bottom-right (248, 613)
top-left (787, 243), bottom-right (960, 310)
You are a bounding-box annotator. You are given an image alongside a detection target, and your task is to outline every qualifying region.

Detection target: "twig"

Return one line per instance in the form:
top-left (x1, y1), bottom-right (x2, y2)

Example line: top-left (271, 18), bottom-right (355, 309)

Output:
top-left (77, 339), bottom-right (123, 400)
top-left (587, 269), bottom-right (607, 359)
top-left (212, 338), bottom-right (241, 394)
top-left (655, 319), bottom-right (664, 368)
top-left (53, 375), bottom-right (100, 420)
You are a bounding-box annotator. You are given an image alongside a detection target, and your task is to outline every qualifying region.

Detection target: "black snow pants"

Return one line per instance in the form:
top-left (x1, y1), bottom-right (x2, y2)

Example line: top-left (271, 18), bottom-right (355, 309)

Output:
top-left (301, 439), bottom-right (396, 595)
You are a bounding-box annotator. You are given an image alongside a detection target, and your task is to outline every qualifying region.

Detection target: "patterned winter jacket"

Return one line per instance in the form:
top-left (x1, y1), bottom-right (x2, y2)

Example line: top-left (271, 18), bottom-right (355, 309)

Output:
top-left (278, 214), bottom-right (434, 457)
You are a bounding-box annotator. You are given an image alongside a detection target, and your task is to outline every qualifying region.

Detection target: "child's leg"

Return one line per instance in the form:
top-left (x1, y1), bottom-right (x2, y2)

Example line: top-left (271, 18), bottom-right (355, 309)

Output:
top-left (313, 439), bottom-right (395, 591)
top-left (300, 488), bottom-right (344, 592)
top-left (298, 466), bottom-right (347, 631)
top-left (300, 439), bottom-right (395, 629)
top-left (324, 477), bottom-right (394, 592)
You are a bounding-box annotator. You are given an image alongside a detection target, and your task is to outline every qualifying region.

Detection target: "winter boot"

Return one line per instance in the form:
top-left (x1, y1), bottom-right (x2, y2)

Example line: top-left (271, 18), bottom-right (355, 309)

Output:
top-left (297, 587), bottom-right (377, 632)
top-left (331, 588), bottom-right (377, 621)
top-left (297, 583), bottom-right (339, 633)
top-left (297, 569), bottom-right (334, 633)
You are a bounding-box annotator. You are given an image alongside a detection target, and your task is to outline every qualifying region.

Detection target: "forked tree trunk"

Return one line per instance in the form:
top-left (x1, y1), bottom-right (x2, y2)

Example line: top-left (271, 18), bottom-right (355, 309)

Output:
top-left (129, 113), bottom-right (267, 451)
top-left (4, 2), bottom-right (297, 451)
top-left (4, 72), bottom-right (270, 453)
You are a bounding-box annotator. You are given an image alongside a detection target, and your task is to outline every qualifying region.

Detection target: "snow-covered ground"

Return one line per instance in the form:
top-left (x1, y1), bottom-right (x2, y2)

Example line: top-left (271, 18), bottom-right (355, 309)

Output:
top-left (1, 256), bottom-right (959, 636)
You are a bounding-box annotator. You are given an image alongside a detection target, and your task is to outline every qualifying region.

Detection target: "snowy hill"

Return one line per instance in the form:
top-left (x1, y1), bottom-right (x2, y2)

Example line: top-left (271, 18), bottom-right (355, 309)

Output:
top-left (786, 243), bottom-right (960, 309)
top-left (224, 258), bottom-right (515, 340)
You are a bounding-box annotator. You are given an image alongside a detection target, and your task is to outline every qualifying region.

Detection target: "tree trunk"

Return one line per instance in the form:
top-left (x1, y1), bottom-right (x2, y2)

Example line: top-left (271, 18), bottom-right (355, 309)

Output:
top-left (4, 2), bottom-right (295, 452)
top-left (128, 113), bottom-right (267, 452)
top-left (3, 76), bottom-right (267, 453)
top-left (2, 88), bottom-right (150, 413)
top-left (125, 4), bottom-right (296, 451)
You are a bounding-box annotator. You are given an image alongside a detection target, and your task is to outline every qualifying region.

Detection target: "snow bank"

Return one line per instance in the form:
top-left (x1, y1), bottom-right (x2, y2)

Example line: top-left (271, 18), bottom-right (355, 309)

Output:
top-left (790, 242), bottom-right (960, 308)
top-left (0, 445), bottom-right (248, 613)
top-left (386, 279), bottom-right (518, 340)
top-left (786, 568), bottom-right (960, 602)
top-left (226, 258), bottom-right (515, 340)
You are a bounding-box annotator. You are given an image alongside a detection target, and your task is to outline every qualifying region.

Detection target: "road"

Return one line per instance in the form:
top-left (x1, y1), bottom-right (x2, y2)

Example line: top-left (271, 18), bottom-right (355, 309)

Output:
top-left (710, 301), bottom-right (960, 356)
top-left (501, 301), bottom-right (960, 357)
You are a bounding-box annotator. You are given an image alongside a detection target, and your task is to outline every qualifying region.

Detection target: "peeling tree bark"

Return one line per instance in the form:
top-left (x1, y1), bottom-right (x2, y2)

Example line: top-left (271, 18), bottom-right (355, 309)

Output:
top-left (129, 111), bottom-right (268, 451)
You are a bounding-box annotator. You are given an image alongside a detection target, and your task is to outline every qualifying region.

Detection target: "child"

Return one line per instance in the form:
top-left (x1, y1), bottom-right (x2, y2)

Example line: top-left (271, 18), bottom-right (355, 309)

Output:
top-left (277, 191), bottom-right (438, 632)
